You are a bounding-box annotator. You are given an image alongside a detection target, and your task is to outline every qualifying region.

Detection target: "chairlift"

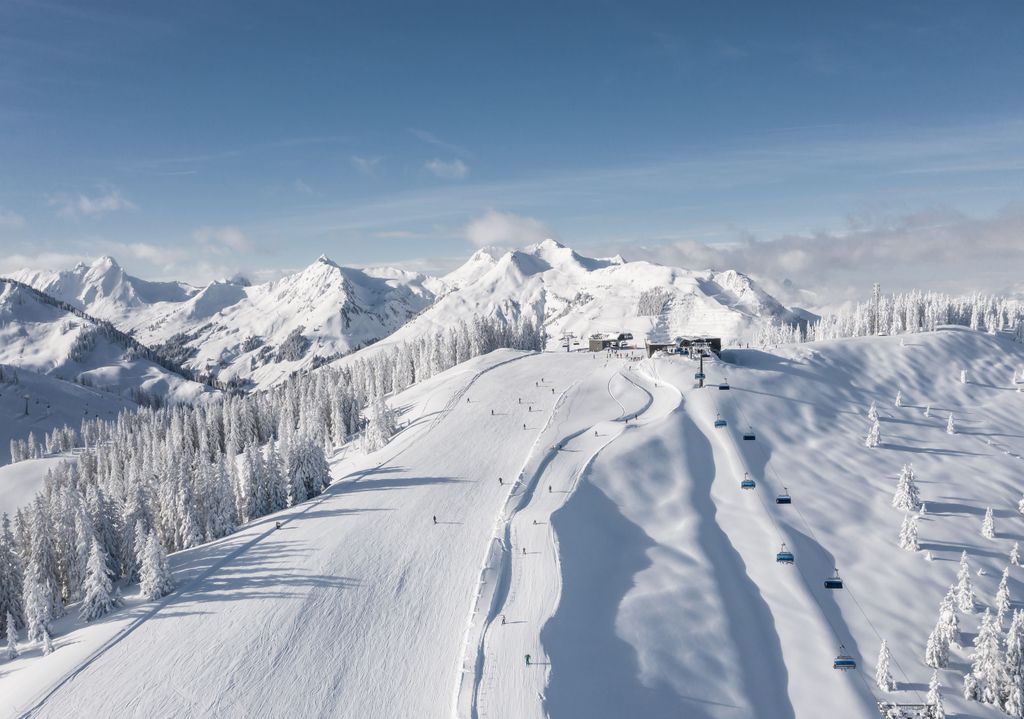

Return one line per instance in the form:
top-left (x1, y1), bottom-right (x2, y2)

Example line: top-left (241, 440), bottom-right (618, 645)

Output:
top-left (833, 646), bottom-right (857, 670)
top-left (740, 472), bottom-right (756, 490)
top-left (775, 488), bottom-right (792, 505)
top-left (743, 427), bottom-right (756, 440)
top-left (718, 378), bottom-right (730, 390)
top-left (714, 414), bottom-right (727, 428)
top-left (824, 568), bottom-right (844, 590)
top-left (776, 543), bottom-right (794, 564)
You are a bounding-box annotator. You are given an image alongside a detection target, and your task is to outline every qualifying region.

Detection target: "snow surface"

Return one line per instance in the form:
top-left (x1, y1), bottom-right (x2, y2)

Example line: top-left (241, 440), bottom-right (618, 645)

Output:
top-left (3, 328), bottom-right (1022, 718)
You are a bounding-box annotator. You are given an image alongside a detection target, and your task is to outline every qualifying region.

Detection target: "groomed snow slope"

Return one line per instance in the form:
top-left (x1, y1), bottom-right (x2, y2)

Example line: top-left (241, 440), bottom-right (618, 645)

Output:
top-left (4, 328), bottom-right (1022, 718)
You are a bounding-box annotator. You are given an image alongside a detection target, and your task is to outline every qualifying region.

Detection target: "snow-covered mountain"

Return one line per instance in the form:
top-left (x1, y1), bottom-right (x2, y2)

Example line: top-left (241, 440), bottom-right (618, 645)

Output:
top-left (8, 243), bottom-right (803, 390)
top-left (0, 279), bottom-right (213, 408)
top-left (385, 239), bottom-right (801, 351)
top-left (11, 255), bottom-right (441, 390)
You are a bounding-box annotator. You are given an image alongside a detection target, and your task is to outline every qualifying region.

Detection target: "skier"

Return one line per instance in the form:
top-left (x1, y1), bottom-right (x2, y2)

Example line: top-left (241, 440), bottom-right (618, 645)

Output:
top-left (523, 423), bottom-right (526, 430)
top-left (551, 388), bottom-right (555, 394)
top-left (499, 477), bottom-right (503, 485)
top-left (523, 547), bottom-right (526, 554)
top-left (518, 398), bottom-right (522, 404)
top-left (532, 519), bottom-right (537, 525)
top-left (594, 430), bottom-right (598, 437)
top-left (490, 409), bottom-right (494, 416)
top-left (525, 654), bottom-right (531, 666)
top-left (275, 521), bottom-right (282, 530)
top-left (501, 615), bottom-right (506, 625)
top-left (548, 485), bottom-right (552, 493)
top-left (433, 515), bottom-right (437, 525)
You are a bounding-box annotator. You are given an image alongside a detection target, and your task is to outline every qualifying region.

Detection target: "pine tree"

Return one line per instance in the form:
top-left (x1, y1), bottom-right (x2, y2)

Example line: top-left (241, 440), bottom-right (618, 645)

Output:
top-left (982, 507), bottom-right (997, 540)
top-left (924, 404), bottom-right (931, 417)
top-left (961, 368), bottom-right (968, 384)
top-left (927, 670), bottom-right (945, 719)
top-left (1004, 610), bottom-right (1024, 717)
top-left (892, 463), bottom-right (922, 512)
top-left (866, 418), bottom-right (881, 448)
top-left (956, 552), bottom-right (977, 614)
top-left (22, 561), bottom-right (52, 644)
top-left (868, 401), bottom-right (879, 422)
top-left (875, 639), bottom-right (897, 691)
top-left (79, 536), bottom-right (117, 621)
top-left (1012, 542), bottom-right (1022, 567)
top-left (947, 413), bottom-right (956, 435)
top-left (898, 514), bottom-right (919, 552)
top-left (894, 390), bottom-right (903, 408)
top-left (4, 611), bottom-right (17, 660)
top-left (926, 587), bottom-right (960, 667)
top-left (964, 608), bottom-right (1006, 706)
top-left (139, 532), bottom-right (174, 601)
top-left (997, 567), bottom-right (1012, 627)
top-left (0, 514), bottom-right (24, 634)
top-left (41, 627), bottom-right (53, 655)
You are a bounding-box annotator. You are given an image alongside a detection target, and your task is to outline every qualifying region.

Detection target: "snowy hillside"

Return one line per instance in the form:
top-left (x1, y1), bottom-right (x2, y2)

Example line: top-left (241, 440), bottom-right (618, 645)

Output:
top-left (0, 280), bottom-right (211, 406)
top-left (385, 239), bottom-right (801, 352)
top-left (4, 327), bottom-right (1023, 717)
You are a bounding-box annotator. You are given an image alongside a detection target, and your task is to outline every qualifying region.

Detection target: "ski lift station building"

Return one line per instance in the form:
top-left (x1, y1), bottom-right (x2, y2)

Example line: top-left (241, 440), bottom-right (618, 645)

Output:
top-left (588, 332), bottom-right (635, 351)
top-left (644, 336), bottom-right (722, 358)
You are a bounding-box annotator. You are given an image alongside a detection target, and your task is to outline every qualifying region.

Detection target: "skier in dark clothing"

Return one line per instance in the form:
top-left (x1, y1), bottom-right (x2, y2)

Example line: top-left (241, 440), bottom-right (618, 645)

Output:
top-left (432, 515), bottom-right (437, 524)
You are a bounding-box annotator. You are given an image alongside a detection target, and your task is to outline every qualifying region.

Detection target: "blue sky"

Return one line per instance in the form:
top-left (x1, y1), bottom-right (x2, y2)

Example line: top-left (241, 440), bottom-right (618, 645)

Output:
top-left (2, 0), bottom-right (1024, 298)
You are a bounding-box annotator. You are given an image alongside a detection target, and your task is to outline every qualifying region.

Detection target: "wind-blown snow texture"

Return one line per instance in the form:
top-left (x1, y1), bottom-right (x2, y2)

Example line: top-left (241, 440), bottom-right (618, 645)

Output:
top-left (3, 327), bottom-right (1022, 718)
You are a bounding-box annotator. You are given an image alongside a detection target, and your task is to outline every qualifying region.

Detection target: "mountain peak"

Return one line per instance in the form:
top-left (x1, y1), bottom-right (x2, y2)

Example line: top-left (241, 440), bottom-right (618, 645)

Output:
top-left (91, 255), bottom-right (120, 270)
top-left (314, 254), bottom-right (339, 268)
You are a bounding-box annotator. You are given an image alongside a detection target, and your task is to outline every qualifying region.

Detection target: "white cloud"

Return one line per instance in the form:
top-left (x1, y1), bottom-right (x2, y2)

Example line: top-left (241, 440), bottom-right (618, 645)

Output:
top-left (0, 208), bottom-right (26, 229)
top-left (293, 179), bottom-right (314, 194)
top-left (424, 158), bottom-right (469, 180)
top-left (464, 210), bottom-right (554, 248)
top-left (192, 226), bottom-right (253, 254)
top-left (610, 204), bottom-right (1024, 307)
top-left (53, 189), bottom-right (136, 219)
top-left (0, 251), bottom-right (90, 275)
top-left (408, 128), bottom-right (470, 157)
top-left (351, 155), bottom-right (383, 176)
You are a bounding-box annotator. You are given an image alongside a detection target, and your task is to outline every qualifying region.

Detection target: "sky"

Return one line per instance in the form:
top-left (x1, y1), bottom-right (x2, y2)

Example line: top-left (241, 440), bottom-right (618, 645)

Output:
top-left (2, 0), bottom-right (1024, 304)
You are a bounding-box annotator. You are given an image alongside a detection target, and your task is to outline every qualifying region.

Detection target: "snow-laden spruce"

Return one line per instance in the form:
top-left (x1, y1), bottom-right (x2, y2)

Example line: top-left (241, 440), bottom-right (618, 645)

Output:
top-left (956, 552), bottom-right (977, 614)
top-left (139, 532), bottom-right (174, 601)
top-left (925, 587), bottom-right (960, 668)
top-left (898, 514), bottom-right (919, 552)
top-left (875, 639), bottom-right (897, 692)
top-left (867, 401), bottom-right (879, 422)
top-left (947, 413), bottom-right (957, 435)
top-left (4, 610), bottom-right (16, 660)
top-left (866, 418), bottom-right (881, 448)
top-left (1012, 543), bottom-right (1022, 567)
top-left (982, 507), bottom-right (997, 540)
top-left (928, 670), bottom-right (946, 719)
top-left (997, 567), bottom-right (1012, 628)
top-left (964, 608), bottom-right (1006, 706)
top-left (894, 390), bottom-right (903, 408)
top-left (79, 537), bottom-right (119, 621)
top-left (1004, 610), bottom-right (1024, 715)
top-left (892, 463), bottom-right (922, 512)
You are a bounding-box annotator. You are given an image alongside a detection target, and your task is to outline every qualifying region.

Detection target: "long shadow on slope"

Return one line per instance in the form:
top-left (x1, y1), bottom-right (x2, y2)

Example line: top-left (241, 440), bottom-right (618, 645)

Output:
top-left (340, 476), bottom-right (466, 493)
top-left (541, 480), bottom-right (693, 719)
top-left (542, 414), bottom-right (796, 719)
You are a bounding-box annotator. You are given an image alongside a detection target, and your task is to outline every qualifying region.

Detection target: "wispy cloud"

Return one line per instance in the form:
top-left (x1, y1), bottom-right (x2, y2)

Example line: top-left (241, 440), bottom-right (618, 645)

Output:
top-left (409, 128), bottom-right (470, 157)
top-left (351, 155), bottom-right (383, 176)
top-left (193, 226), bottom-right (253, 254)
top-left (0, 208), bottom-right (26, 229)
top-left (293, 179), bottom-right (315, 194)
top-left (51, 189), bottom-right (135, 218)
top-left (424, 158), bottom-right (469, 180)
top-left (464, 210), bottom-right (553, 248)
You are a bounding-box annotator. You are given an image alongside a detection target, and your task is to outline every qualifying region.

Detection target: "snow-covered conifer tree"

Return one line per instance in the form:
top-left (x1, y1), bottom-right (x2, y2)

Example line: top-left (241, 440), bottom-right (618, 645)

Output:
top-left (964, 609), bottom-right (1006, 706)
top-left (1012, 542), bottom-right (1022, 567)
top-left (997, 567), bottom-right (1012, 627)
top-left (927, 670), bottom-right (945, 719)
top-left (961, 368), bottom-right (968, 384)
top-left (866, 418), bottom-right (881, 448)
top-left (894, 390), bottom-right (903, 408)
top-left (1004, 609), bottom-right (1024, 716)
top-left (982, 507), bottom-right (996, 540)
top-left (868, 401), bottom-right (879, 422)
top-left (22, 562), bottom-right (52, 644)
top-left (0, 514), bottom-right (24, 634)
top-left (1018, 493), bottom-right (1024, 517)
top-left (875, 639), bottom-right (897, 691)
top-left (4, 611), bottom-right (16, 660)
top-left (898, 514), bottom-right (919, 552)
top-left (956, 552), bottom-right (977, 614)
top-left (924, 404), bottom-right (931, 417)
top-left (79, 536), bottom-right (117, 621)
top-left (139, 532), bottom-right (174, 601)
top-left (41, 627), bottom-right (53, 655)
top-left (946, 413), bottom-right (956, 435)
top-left (892, 463), bottom-right (922, 512)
